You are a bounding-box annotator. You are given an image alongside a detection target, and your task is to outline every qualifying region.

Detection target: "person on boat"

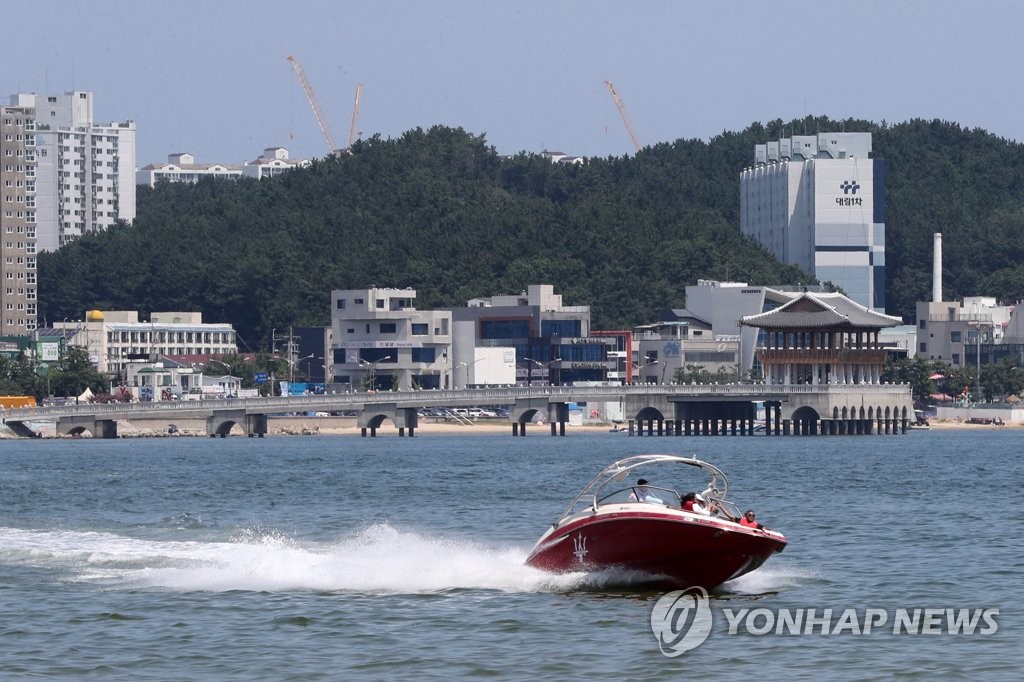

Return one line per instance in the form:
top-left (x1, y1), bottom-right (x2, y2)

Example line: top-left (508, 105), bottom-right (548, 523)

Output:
top-left (740, 509), bottom-right (764, 529)
top-left (683, 493), bottom-right (738, 521)
top-left (629, 479), bottom-right (664, 504)
top-left (681, 492), bottom-right (709, 514)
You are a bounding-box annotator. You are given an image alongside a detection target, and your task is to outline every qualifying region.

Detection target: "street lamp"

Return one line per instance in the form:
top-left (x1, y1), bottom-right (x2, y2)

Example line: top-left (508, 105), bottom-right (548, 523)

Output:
top-left (637, 359), bottom-right (658, 384)
top-left (358, 355), bottom-right (392, 391)
top-left (455, 359), bottom-right (484, 388)
top-left (300, 355), bottom-right (322, 383)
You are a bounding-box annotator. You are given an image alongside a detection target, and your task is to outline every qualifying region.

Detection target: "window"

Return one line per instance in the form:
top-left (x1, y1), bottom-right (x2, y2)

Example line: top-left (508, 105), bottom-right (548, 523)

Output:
top-left (919, 342), bottom-right (927, 353)
top-left (376, 299), bottom-right (385, 309)
top-left (950, 331), bottom-right (962, 343)
top-left (379, 323), bottom-right (397, 334)
top-left (336, 299), bottom-right (346, 309)
top-left (411, 323), bottom-right (428, 335)
top-left (411, 347), bottom-right (436, 363)
top-left (354, 298), bottom-right (364, 305)
top-left (952, 353), bottom-right (960, 366)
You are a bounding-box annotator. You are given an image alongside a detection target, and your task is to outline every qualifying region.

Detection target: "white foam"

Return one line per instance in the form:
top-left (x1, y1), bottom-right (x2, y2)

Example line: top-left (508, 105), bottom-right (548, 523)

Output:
top-left (723, 560), bottom-right (822, 594)
top-left (0, 524), bottom-right (588, 594)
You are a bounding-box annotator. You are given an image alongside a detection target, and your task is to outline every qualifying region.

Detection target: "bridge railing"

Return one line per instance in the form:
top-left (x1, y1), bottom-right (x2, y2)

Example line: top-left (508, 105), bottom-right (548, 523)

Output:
top-left (3, 382), bottom-right (913, 420)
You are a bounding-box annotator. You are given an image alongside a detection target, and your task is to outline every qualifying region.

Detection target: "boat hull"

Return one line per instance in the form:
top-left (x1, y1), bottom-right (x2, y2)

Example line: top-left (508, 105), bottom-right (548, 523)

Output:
top-left (525, 510), bottom-right (787, 589)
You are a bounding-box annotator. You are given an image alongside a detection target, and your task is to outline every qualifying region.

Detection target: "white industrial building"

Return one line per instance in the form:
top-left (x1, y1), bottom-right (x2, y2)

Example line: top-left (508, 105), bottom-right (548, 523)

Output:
top-left (740, 132), bottom-right (886, 311)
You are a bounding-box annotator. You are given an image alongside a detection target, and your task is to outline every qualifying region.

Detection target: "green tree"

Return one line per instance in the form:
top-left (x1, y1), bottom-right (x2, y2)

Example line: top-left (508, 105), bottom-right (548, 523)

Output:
top-left (47, 347), bottom-right (108, 399)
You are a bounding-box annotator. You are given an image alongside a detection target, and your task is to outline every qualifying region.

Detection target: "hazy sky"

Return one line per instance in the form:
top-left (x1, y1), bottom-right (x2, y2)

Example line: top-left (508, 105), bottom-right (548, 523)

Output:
top-left (4, 0), bottom-right (1022, 165)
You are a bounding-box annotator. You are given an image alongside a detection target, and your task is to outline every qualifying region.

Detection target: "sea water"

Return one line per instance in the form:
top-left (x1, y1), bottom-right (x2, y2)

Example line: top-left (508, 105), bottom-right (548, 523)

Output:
top-left (0, 431), bottom-right (1020, 679)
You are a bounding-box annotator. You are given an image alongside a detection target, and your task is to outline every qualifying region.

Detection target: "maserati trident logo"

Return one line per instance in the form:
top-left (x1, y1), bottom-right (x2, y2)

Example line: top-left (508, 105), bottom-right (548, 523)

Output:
top-left (840, 180), bottom-right (861, 195)
top-left (572, 533), bottom-right (588, 562)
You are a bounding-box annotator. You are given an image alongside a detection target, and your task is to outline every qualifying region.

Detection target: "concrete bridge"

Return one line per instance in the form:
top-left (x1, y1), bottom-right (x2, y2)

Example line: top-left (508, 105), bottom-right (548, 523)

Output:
top-left (1, 383), bottom-right (914, 439)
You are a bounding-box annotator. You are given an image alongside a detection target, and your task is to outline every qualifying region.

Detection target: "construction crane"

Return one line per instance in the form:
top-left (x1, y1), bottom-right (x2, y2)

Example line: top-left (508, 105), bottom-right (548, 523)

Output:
top-left (287, 55), bottom-right (338, 154)
top-left (603, 80), bottom-right (642, 152)
top-left (348, 83), bottom-right (363, 148)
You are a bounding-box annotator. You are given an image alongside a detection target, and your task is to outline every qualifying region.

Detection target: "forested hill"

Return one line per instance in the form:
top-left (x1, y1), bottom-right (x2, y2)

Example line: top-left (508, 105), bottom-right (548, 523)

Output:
top-left (38, 118), bottom-right (1024, 347)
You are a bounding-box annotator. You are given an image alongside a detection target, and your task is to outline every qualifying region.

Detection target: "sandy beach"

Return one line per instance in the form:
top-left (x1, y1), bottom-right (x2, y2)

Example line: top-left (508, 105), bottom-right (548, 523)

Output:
top-left (1, 416), bottom-right (616, 438)
top-left (3, 415), bottom-right (1017, 439)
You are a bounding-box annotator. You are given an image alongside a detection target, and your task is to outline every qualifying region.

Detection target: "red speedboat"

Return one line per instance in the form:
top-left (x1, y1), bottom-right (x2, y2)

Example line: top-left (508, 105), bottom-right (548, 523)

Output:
top-left (525, 454), bottom-right (787, 589)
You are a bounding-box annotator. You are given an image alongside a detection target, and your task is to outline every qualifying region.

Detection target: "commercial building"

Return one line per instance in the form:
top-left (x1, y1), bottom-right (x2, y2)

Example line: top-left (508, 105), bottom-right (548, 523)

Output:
top-left (329, 287), bottom-right (453, 390)
top-left (454, 284), bottom-right (613, 385)
top-left (740, 132), bottom-right (886, 311)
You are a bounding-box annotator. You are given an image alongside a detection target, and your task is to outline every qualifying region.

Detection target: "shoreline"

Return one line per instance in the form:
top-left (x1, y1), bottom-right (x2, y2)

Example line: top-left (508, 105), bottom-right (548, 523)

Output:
top-left (4, 415), bottom-right (1019, 438)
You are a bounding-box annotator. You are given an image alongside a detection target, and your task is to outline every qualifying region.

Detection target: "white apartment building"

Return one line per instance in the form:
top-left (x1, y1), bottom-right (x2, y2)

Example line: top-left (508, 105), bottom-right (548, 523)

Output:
top-left (18, 92), bottom-right (136, 252)
top-left (330, 287), bottom-right (452, 391)
top-left (740, 132), bottom-right (886, 312)
top-left (136, 153), bottom-right (244, 186)
top-left (0, 100), bottom-right (38, 334)
top-left (54, 310), bottom-right (237, 376)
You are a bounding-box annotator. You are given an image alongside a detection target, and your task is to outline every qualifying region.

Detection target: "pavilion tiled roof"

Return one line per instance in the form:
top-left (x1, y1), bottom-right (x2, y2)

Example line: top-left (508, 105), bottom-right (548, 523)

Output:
top-left (741, 292), bottom-right (903, 330)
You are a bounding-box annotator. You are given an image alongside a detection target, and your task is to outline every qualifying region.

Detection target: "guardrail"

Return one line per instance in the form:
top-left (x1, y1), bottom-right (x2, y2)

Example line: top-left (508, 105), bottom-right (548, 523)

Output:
top-left (3, 383), bottom-right (913, 421)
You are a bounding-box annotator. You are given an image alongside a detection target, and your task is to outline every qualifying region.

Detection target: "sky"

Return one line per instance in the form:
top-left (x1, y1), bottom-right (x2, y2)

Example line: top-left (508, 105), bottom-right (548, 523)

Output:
top-left (4, 0), bottom-right (1024, 166)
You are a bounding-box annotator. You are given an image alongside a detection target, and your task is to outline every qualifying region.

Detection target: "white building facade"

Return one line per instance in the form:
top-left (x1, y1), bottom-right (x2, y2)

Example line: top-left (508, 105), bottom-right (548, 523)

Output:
top-left (55, 310), bottom-right (237, 377)
top-left (740, 132), bottom-right (886, 312)
top-left (20, 92), bottom-right (136, 252)
top-left (329, 288), bottom-right (452, 391)
top-left (136, 153), bottom-right (244, 186)
top-left (243, 147), bottom-right (310, 179)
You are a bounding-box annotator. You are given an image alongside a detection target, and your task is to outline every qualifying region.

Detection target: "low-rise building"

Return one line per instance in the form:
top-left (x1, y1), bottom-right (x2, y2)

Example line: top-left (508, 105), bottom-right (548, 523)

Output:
top-left (329, 287), bottom-right (452, 391)
top-left (136, 153), bottom-right (244, 186)
top-left (54, 310), bottom-right (237, 378)
top-left (243, 147), bottom-right (310, 179)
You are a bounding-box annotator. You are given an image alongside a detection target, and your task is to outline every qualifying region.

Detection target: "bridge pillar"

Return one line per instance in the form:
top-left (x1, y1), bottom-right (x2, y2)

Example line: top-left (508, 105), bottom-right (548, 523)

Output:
top-left (56, 416), bottom-right (119, 439)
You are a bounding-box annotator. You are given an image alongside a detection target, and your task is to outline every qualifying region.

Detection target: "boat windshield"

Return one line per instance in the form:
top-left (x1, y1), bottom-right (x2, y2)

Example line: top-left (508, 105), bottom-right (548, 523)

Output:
top-left (552, 454), bottom-right (733, 523)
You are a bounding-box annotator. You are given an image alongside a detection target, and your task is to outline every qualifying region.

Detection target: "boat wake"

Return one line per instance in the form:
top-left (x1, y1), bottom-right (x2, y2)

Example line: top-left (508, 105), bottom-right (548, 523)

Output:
top-left (0, 523), bottom-right (585, 594)
top-left (0, 524), bottom-right (815, 596)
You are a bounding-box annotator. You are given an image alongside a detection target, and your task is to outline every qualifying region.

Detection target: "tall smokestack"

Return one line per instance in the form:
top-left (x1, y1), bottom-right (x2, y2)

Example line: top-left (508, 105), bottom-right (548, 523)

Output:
top-left (932, 233), bottom-right (943, 303)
